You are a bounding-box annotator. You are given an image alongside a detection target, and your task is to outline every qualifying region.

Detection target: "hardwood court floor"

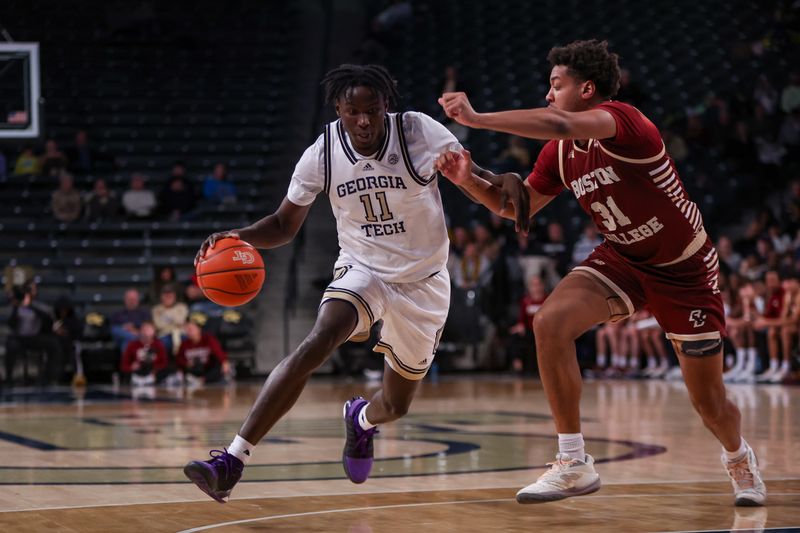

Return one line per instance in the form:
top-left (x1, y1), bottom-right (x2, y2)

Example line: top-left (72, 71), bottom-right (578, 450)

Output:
top-left (0, 378), bottom-right (797, 532)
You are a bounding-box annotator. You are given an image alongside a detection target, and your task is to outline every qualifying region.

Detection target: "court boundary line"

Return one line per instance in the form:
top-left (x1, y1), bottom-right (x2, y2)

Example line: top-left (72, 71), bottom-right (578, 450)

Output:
top-left (1, 480), bottom-right (795, 514)
top-left (176, 492), bottom-right (800, 533)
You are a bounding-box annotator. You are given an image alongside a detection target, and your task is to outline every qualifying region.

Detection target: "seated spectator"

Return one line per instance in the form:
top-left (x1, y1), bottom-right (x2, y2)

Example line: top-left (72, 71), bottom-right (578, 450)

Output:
top-left (4, 283), bottom-right (63, 384)
top-left (159, 161), bottom-right (198, 220)
top-left (84, 178), bottom-right (121, 221)
top-left (151, 265), bottom-right (177, 303)
top-left (202, 163), bottom-right (237, 205)
top-left (14, 145), bottom-right (41, 176)
top-left (122, 173), bottom-right (157, 219)
top-left (176, 319), bottom-right (231, 386)
top-left (537, 222), bottom-right (570, 278)
top-left (52, 295), bottom-right (82, 364)
top-left (492, 136), bottom-right (531, 175)
top-left (110, 289), bottom-right (152, 351)
top-left (40, 139), bottom-right (68, 178)
top-left (51, 171), bottom-right (83, 223)
top-left (450, 242), bottom-right (492, 289)
top-left (152, 284), bottom-right (188, 354)
top-left (66, 129), bottom-right (116, 175)
top-left (120, 321), bottom-right (168, 386)
top-left (571, 223), bottom-right (603, 267)
top-left (508, 275), bottom-right (548, 374)
top-left (185, 276), bottom-right (224, 316)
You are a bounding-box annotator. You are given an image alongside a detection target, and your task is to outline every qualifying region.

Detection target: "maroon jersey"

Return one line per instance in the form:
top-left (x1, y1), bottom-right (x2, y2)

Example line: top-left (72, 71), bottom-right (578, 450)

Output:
top-left (528, 101), bottom-right (702, 266)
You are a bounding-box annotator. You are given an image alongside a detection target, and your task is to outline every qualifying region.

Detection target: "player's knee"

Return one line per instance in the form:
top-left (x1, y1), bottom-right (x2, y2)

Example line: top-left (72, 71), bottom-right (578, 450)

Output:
top-left (532, 308), bottom-right (568, 341)
top-left (679, 338), bottom-right (722, 358)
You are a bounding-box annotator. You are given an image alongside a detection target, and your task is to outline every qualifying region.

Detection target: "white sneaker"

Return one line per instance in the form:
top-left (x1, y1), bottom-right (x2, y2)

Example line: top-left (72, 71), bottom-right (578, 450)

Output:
top-left (516, 453), bottom-right (601, 504)
top-left (131, 373), bottom-right (156, 387)
top-left (722, 445), bottom-right (767, 506)
top-left (756, 367), bottom-right (777, 383)
top-left (768, 368), bottom-right (789, 384)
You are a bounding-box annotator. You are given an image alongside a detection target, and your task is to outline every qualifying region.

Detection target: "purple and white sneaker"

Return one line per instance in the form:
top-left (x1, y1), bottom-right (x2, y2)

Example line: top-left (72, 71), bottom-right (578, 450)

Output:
top-left (183, 449), bottom-right (243, 503)
top-left (342, 396), bottom-right (378, 484)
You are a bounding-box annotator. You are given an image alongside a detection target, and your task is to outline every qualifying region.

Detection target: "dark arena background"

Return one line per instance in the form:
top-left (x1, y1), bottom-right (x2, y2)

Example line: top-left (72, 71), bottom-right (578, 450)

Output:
top-left (0, 1), bottom-right (798, 531)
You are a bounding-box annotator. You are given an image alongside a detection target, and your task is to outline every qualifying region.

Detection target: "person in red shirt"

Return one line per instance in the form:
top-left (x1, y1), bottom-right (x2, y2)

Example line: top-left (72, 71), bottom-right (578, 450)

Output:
top-left (176, 320), bottom-right (231, 386)
top-left (120, 321), bottom-right (168, 386)
top-left (508, 275), bottom-right (548, 374)
top-left (435, 39), bottom-right (765, 506)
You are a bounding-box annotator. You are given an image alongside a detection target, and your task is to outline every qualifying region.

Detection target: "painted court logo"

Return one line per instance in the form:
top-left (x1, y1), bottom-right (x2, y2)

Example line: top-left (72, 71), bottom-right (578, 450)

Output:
top-left (232, 250), bottom-right (255, 265)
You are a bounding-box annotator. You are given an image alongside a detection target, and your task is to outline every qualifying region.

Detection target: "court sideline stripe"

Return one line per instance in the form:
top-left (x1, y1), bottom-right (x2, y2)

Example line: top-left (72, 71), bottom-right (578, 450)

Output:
top-left (176, 492), bottom-right (799, 533)
top-left (1, 480), bottom-right (796, 514)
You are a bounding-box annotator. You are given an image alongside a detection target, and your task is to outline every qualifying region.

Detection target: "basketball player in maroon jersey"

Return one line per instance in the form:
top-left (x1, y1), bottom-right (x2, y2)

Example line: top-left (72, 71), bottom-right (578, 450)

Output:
top-left (435, 39), bottom-right (766, 506)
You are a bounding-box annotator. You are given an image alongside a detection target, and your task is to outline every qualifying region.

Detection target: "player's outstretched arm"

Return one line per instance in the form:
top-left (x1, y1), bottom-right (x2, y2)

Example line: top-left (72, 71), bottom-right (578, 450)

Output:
top-left (438, 92), bottom-right (616, 141)
top-left (435, 149), bottom-right (555, 228)
top-left (195, 197), bottom-right (311, 265)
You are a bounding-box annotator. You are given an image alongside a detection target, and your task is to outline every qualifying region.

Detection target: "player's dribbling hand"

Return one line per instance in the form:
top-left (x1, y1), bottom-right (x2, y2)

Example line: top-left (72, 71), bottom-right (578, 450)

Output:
top-left (438, 92), bottom-right (480, 128)
top-left (434, 149), bottom-right (472, 185)
top-left (195, 230), bottom-right (240, 266)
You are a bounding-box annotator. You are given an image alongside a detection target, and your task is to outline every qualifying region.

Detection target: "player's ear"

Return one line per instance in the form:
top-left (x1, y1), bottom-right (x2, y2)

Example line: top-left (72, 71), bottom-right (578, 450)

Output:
top-left (335, 103), bottom-right (341, 117)
top-left (581, 80), bottom-right (595, 100)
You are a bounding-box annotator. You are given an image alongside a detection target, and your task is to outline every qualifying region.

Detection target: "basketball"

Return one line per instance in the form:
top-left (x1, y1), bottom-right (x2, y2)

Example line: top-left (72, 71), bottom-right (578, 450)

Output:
top-left (195, 237), bottom-right (265, 307)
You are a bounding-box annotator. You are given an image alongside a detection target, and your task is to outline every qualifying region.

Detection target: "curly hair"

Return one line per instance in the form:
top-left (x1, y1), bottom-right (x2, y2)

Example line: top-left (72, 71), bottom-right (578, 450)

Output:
top-left (321, 64), bottom-right (400, 108)
top-left (547, 40), bottom-right (621, 99)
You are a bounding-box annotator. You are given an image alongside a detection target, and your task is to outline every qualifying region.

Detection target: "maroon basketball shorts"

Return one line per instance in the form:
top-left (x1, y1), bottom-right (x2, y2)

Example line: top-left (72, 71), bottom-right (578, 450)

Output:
top-left (574, 239), bottom-right (726, 343)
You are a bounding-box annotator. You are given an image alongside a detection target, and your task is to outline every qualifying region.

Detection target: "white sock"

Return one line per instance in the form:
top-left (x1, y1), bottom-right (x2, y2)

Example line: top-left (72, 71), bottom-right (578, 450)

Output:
top-left (723, 437), bottom-right (747, 462)
top-left (769, 359), bottom-right (779, 372)
top-left (628, 355), bottom-right (638, 369)
top-left (735, 348), bottom-right (746, 370)
top-left (597, 353), bottom-right (607, 368)
top-left (358, 403), bottom-right (376, 430)
top-left (612, 354), bottom-right (625, 368)
top-left (780, 360), bottom-right (790, 371)
top-left (745, 348), bottom-right (757, 372)
top-left (558, 433), bottom-right (585, 461)
top-left (647, 356), bottom-right (657, 369)
top-left (228, 434), bottom-right (255, 465)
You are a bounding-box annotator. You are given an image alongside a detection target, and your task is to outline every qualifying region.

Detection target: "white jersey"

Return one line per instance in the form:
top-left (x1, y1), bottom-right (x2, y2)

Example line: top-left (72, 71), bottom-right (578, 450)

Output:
top-left (288, 111), bottom-right (460, 283)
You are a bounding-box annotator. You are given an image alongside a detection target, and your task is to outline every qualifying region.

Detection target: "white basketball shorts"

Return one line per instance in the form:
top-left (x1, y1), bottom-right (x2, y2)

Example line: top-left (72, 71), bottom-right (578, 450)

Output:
top-left (321, 263), bottom-right (450, 380)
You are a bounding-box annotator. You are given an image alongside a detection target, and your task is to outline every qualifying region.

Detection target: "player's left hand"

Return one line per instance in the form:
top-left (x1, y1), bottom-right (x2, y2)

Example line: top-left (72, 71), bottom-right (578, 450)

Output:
top-left (496, 173), bottom-right (531, 234)
top-left (438, 92), bottom-right (481, 128)
top-left (434, 149), bottom-right (472, 185)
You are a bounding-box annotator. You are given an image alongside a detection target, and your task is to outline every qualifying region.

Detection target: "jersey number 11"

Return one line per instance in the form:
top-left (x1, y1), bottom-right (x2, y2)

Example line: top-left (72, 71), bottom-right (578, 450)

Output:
top-left (359, 192), bottom-right (394, 222)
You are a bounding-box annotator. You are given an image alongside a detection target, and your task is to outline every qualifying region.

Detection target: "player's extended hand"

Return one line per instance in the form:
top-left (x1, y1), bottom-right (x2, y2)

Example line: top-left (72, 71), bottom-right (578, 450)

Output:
top-left (195, 230), bottom-right (240, 266)
top-left (434, 149), bottom-right (473, 186)
top-left (438, 92), bottom-right (481, 128)
top-left (497, 173), bottom-right (531, 234)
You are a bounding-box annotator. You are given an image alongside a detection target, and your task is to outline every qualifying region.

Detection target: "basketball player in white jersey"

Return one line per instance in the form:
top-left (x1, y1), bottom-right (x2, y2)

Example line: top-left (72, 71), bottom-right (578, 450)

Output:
top-left (183, 64), bottom-right (522, 502)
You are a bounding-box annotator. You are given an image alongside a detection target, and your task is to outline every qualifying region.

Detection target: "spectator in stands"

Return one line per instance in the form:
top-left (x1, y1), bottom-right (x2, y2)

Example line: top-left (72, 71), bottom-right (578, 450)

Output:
top-left (110, 288), bottom-right (152, 351)
top-left (152, 283), bottom-right (188, 355)
top-left (51, 171), bottom-right (83, 223)
top-left (780, 71), bottom-right (800, 114)
top-left (438, 66), bottom-right (470, 142)
top-left (176, 318), bottom-right (231, 386)
top-left (717, 235), bottom-right (743, 273)
top-left (492, 136), bottom-right (531, 175)
top-left (122, 173), bottom-right (157, 219)
top-left (67, 129), bottom-right (113, 175)
top-left (120, 321), bottom-right (168, 387)
top-left (508, 275), bottom-right (548, 374)
top-left (753, 270), bottom-right (784, 382)
top-left (537, 221), bottom-right (570, 278)
top-left (151, 265), bottom-right (177, 303)
top-left (159, 162), bottom-right (198, 220)
top-left (40, 139), bottom-right (68, 178)
top-left (4, 283), bottom-right (63, 384)
top-left (84, 178), bottom-right (121, 221)
top-left (450, 242), bottom-right (491, 289)
top-left (571, 223), bottom-right (602, 267)
top-left (185, 275), bottom-right (224, 316)
top-left (13, 145), bottom-right (41, 176)
top-left (202, 163), bottom-right (237, 205)
top-left (52, 296), bottom-right (82, 367)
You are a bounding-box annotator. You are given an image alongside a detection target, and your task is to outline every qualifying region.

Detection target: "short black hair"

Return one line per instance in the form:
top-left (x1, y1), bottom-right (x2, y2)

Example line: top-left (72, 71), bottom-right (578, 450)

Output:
top-left (321, 64), bottom-right (400, 108)
top-left (547, 40), bottom-right (621, 99)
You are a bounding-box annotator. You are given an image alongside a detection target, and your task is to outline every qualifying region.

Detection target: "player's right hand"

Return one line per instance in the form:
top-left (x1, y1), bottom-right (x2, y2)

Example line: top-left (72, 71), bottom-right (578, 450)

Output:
top-left (434, 149), bottom-right (472, 185)
top-left (195, 230), bottom-right (240, 266)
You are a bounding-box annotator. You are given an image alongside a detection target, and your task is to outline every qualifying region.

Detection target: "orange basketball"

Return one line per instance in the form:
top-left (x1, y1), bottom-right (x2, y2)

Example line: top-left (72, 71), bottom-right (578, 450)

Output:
top-left (195, 237), bottom-right (265, 307)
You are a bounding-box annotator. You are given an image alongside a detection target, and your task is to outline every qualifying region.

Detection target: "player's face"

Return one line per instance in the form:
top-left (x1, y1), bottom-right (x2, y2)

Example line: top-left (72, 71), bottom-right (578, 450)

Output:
top-left (545, 65), bottom-right (593, 112)
top-left (336, 86), bottom-right (388, 156)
